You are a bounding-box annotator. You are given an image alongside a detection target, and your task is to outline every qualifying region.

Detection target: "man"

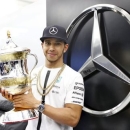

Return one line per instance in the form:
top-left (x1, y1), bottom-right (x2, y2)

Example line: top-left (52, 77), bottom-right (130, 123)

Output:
top-left (0, 25), bottom-right (84, 130)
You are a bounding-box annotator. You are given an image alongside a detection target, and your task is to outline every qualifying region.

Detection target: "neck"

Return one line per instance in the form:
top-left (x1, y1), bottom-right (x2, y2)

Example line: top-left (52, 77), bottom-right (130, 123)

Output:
top-left (45, 60), bottom-right (64, 68)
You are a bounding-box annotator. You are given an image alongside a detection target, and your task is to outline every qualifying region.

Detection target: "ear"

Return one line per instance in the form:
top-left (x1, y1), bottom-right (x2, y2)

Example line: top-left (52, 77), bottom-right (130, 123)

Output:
top-left (64, 44), bottom-right (69, 53)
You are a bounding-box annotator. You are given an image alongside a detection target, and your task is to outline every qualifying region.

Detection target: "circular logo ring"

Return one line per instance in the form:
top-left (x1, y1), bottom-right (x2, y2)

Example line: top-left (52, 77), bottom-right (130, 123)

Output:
top-left (49, 27), bottom-right (58, 35)
top-left (66, 4), bottom-right (130, 117)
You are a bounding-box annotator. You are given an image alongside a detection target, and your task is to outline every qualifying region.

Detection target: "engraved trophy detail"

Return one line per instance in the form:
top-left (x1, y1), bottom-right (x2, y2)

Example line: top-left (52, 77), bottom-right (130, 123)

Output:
top-left (0, 31), bottom-right (38, 123)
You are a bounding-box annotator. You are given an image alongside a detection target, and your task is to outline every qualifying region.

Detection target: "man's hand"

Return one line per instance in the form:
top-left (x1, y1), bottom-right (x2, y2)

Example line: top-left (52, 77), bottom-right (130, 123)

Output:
top-left (0, 87), bottom-right (13, 101)
top-left (12, 89), bottom-right (40, 109)
top-left (0, 87), bottom-right (40, 110)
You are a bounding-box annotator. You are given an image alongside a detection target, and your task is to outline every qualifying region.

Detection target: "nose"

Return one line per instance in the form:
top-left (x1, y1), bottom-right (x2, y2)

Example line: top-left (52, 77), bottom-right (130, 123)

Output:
top-left (49, 44), bottom-right (55, 51)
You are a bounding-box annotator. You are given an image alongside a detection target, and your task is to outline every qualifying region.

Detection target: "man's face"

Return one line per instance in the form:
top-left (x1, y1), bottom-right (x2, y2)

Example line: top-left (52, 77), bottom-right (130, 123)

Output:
top-left (41, 38), bottom-right (68, 63)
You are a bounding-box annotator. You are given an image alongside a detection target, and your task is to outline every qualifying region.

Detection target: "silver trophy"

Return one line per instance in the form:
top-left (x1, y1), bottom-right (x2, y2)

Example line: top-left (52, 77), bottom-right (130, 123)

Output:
top-left (0, 31), bottom-right (38, 123)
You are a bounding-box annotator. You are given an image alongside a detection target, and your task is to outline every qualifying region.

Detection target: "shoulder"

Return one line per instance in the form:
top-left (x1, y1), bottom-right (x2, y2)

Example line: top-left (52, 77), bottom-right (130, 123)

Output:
top-left (64, 64), bottom-right (83, 78)
top-left (63, 64), bottom-right (84, 85)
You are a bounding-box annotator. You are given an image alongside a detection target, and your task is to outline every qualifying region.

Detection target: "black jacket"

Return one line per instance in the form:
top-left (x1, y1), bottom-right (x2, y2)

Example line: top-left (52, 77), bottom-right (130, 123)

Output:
top-left (0, 100), bottom-right (28, 130)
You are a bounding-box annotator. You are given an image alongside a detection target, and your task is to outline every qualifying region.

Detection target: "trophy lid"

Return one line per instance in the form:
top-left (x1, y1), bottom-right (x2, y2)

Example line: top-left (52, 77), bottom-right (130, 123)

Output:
top-left (0, 31), bottom-right (29, 54)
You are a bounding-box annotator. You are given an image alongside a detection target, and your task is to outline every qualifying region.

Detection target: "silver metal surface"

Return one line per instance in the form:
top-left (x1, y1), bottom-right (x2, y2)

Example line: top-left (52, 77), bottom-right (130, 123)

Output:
top-left (66, 4), bottom-right (130, 116)
top-left (0, 34), bottom-right (38, 95)
top-left (78, 56), bottom-right (96, 78)
top-left (2, 109), bottom-right (38, 123)
top-left (0, 53), bottom-right (38, 95)
top-left (0, 32), bottom-right (38, 122)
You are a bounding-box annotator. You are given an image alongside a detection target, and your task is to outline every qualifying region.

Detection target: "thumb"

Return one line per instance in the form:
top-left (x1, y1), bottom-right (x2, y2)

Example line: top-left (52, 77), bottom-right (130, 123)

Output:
top-left (28, 88), bottom-right (32, 94)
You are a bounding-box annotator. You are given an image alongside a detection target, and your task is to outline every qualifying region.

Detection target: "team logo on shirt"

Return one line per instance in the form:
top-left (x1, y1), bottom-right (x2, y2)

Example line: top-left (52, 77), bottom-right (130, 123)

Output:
top-left (56, 76), bottom-right (62, 83)
top-left (74, 86), bottom-right (84, 91)
top-left (73, 101), bottom-right (82, 104)
top-left (73, 91), bottom-right (84, 97)
top-left (52, 90), bottom-right (59, 94)
top-left (72, 96), bottom-right (83, 101)
top-left (52, 85), bottom-right (60, 94)
top-left (75, 82), bottom-right (84, 86)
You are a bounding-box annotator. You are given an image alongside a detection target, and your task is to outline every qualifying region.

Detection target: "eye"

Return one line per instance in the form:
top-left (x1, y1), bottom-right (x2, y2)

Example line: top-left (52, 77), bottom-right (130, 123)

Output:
top-left (45, 41), bottom-right (50, 45)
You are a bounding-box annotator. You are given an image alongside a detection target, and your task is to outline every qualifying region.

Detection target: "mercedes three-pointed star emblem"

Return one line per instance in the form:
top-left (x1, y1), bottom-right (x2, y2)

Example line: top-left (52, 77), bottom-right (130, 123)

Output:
top-left (49, 27), bottom-right (58, 35)
top-left (66, 4), bottom-right (130, 116)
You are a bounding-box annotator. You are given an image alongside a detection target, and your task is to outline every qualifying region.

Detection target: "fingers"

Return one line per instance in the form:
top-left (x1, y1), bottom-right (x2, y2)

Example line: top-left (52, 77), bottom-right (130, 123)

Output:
top-left (12, 95), bottom-right (24, 108)
top-left (13, 102), bottom-right (22, 108)
top-left (14, 107), bottom-right (29, 111)
top-left (13, 99), bottom-right (29, 109)
top-left (0, 87), bottom-right (13, 101)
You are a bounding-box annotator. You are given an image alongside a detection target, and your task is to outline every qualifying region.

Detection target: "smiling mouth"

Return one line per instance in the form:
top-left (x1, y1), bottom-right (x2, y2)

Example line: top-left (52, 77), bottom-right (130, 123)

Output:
top-left (48, 53), bottom-right (56, 56)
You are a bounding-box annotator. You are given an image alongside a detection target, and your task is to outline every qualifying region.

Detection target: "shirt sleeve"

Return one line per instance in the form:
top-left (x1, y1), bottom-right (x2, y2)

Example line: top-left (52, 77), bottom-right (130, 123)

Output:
top-left (65, 73), bottom-right (84, 106)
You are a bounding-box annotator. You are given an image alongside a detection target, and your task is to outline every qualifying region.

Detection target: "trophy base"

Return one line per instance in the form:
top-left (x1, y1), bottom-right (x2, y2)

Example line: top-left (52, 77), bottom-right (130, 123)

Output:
top-left (2, 109), bottom-right (38, 124)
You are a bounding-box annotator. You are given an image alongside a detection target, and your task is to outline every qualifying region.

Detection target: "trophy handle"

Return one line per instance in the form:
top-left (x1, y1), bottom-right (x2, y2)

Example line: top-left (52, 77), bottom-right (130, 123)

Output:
top-left (27, 53), bottom-right (38, 78)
